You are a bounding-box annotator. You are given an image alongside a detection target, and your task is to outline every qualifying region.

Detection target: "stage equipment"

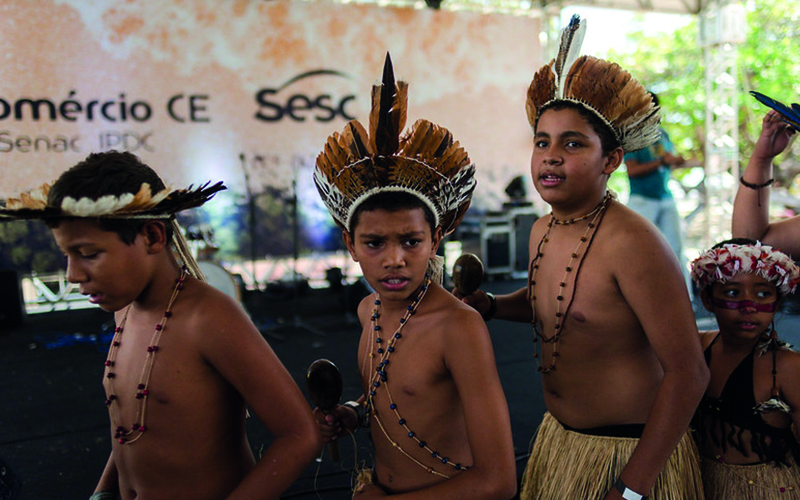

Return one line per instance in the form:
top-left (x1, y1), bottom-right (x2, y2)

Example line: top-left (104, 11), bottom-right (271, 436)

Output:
top-left (306, 358), bottom-right (344, 462)
top-left (456, 205), bottom-right (537, 279)
top-left (238, 153), bottom-right (259, 283)
top-left (0, 270), bottom-right (24, 330)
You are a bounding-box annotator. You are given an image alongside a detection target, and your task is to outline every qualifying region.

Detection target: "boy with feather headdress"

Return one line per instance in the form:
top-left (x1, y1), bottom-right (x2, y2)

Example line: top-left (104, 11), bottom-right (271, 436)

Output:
top-left (457, 15), bottom-right (708, 500)
top-left (312, 54), bottom-right (517, 499)
top-left (0, 151), bottom-right (322, 500)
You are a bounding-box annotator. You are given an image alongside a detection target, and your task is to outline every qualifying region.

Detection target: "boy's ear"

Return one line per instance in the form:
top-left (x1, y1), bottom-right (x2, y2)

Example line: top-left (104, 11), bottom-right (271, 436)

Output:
top-left (342, 230), bottom-right (358, 262)
top-left (601, 147), bottom-right (625, 175)
top-left (430, 226), bottom-right (443, 257)
top-left (141, 221), bottom-right (169, 254)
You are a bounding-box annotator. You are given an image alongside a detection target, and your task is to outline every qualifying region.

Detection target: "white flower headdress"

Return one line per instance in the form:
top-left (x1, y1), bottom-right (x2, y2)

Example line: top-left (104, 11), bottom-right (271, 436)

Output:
top-left (690, 241), bottom-right (800, 295)
top-left (314, 53), bottom-right (476, 237)
top-left (526, 15), bottom-right (661, 153)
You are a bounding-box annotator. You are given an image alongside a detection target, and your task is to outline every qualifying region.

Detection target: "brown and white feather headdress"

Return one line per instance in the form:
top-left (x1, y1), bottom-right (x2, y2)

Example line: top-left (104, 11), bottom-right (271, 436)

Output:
top-left (526, 15), bottom-right (661, 153)
top-left (0, 180), bottom-right (225, 280)
top-left (314, 53), bottom-right (476, 236)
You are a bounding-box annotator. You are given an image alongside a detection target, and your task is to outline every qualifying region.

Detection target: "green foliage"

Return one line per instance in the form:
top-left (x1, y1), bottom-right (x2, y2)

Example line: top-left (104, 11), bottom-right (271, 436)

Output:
top-left (0, 220), bottom-right (63, 273)
top-left (608, 0), bottom-right (800, 192)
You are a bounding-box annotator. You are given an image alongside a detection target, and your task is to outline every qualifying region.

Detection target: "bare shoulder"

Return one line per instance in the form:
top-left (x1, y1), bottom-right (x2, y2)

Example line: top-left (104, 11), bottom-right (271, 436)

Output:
top-left (181, 278), bottom-right (256, 335)
top-left (604, 200), bottom-right (665, 241)
top-left (777, 347), bottom-right (800, 376)
top-left (427, 285), bottom-right (488, 341)
top-left (600, 201), bottom-right (676, 261)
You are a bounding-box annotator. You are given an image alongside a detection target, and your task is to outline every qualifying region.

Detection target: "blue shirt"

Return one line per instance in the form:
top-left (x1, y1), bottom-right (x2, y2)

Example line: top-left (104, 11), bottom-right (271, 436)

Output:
top-left (624, 128), bottom-right (675, 200)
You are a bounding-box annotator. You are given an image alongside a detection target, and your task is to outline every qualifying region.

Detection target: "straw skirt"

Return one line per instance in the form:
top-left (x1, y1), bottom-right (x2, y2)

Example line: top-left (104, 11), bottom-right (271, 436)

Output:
top-left (520, 412), bottom-right (704, 500)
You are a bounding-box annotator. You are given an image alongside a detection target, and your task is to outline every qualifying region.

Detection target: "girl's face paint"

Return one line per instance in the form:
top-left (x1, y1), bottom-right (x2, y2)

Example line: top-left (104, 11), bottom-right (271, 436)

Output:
top-left (710, 296), bottom-right (778, 313)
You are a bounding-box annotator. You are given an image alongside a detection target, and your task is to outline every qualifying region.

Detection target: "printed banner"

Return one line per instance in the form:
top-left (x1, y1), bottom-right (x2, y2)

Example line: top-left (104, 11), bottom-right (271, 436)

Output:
top-left (0, 0), bottom-right (540, 270)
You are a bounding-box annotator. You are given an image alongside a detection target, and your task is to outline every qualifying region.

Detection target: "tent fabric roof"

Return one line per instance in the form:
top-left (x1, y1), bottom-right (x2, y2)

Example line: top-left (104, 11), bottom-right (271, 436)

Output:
top-left (304, 0), bottom-right (716, 16)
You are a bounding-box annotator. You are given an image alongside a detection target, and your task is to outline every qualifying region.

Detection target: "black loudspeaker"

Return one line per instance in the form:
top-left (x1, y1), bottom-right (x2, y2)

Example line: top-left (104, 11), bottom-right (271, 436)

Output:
top-left (0, 270), bottom-right (24, 330)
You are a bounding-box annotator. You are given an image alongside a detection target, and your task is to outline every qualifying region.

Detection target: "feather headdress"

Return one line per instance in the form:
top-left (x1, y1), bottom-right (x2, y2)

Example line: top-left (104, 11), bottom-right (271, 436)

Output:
top-left (0, 181), bottom-right (225, 220)
top-left (526, 15), bottom-right (661, 153)
top-left (0, 178), bottom-right (225, 280)
top-left (314, 53), bottom-right (476, 236)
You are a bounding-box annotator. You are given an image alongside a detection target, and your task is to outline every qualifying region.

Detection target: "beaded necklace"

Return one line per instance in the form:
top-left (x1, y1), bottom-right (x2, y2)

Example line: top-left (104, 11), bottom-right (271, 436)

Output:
top-left (364, 277), bottom-right (470, 478)
top-left (551, 194), bottom-right (610, 226)
top-left (529, 193), bottom-right (611, 373)
top-left (104, 266), bottom-right (188, 444)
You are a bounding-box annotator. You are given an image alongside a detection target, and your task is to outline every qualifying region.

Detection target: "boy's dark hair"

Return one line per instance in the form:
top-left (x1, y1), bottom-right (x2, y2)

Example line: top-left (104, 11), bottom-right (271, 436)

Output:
top-left (711, 237), bottom-right (757, 249)
top-left (539, 101), bottom-right (621, 154)
top-left (348, 191), bottom-right (437, 236)
top-left (648, 91), bottom-right (660, 108)
top-left (45, 150), bottom-right (173, 245)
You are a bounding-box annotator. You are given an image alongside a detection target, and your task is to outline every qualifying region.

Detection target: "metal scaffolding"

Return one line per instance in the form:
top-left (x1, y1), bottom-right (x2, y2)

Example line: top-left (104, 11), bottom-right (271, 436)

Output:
top-left (699, 0), bottom-right (746, 248)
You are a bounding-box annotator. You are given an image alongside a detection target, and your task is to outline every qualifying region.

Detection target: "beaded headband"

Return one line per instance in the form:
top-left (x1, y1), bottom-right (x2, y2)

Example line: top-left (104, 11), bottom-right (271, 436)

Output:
top-left (690, 242), bottom-right (800, 295)
top-left (314, 53), bottom-right (476, 236)
top-left (0, 180), bottom-right (226, 280)
top-left (526, 15), bottom-right (661, 153)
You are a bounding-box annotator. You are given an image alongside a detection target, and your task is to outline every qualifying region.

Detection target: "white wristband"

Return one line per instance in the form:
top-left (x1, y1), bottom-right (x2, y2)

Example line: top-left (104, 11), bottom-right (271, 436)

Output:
top-left (614, 478), bottom-right (647, 500)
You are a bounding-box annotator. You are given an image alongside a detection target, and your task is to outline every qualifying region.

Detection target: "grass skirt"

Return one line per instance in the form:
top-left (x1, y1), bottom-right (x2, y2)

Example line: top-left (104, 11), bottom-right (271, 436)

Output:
top-left (701, 455), bottom-right (800, 499)
top-left (520, 412), bottom-right (704, 500)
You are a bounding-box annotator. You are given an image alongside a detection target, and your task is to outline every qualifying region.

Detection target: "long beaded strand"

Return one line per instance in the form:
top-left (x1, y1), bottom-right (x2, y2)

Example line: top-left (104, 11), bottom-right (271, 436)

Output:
top-left (364, 278), bottom-right (470, 478)
top-left (104, 266), bottom-right (188, 444)
top-left (529, 194), bottom-right (611, 373)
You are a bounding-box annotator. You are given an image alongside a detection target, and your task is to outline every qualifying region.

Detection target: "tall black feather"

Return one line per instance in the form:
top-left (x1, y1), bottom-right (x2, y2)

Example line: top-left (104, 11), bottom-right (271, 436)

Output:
top-left (375, 53), bottom-right (400, 156)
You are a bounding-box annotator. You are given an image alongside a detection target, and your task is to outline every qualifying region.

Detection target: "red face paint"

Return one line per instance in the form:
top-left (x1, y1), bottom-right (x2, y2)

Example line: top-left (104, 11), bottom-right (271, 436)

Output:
top-left (710, 297), bottom-right (778, 312)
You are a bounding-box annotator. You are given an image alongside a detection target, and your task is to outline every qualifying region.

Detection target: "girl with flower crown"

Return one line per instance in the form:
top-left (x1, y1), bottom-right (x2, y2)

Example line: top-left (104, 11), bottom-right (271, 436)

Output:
top-left (691, 238), bottom-right (800, 499)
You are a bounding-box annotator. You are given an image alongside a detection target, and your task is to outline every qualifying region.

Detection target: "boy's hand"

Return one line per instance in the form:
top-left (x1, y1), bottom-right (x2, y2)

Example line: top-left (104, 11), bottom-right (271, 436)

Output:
top-left (753, 110), bottom-right (795, 163)
top-left (313, 404), bottom-right (359, 442)
top-left (354, 483), bottom-right (386, 498)
top-left (453, 288), bottom-right (492, 318)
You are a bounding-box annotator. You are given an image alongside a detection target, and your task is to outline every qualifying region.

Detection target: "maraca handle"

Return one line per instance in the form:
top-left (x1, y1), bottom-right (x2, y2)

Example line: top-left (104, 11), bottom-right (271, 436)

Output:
top-left (329, 440), bottom-right (341, 462)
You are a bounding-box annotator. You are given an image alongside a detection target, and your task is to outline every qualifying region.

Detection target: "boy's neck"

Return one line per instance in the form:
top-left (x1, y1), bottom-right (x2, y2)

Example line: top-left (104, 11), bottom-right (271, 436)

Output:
top-left (377, 280), bottom-right (435, 315)
top-left (131, 256), bottom-right (184, 312)
top-left (550, 191), bottom-right (610, 223)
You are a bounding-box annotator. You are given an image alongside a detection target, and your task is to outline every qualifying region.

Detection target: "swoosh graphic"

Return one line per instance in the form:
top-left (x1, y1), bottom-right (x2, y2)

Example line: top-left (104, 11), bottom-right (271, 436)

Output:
top-left (276, 70), bottom-right (352, 91)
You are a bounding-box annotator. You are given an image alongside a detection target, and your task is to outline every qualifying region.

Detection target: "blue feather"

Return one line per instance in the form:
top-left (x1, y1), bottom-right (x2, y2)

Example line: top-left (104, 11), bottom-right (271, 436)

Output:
top-left (750, 90), bottom-right (800, 132)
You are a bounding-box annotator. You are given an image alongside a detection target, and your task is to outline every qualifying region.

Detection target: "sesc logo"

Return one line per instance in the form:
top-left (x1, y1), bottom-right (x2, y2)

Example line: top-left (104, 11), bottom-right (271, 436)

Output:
top-left (254, 69), bottom-right (356, 123)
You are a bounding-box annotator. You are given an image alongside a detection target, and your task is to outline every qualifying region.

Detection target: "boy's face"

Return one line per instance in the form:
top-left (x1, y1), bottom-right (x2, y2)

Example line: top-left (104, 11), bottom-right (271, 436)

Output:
top-left (344, 207), bottom-right (441, 301)
top-left (51, 219), bottom-right (152, 312)
top-left (530, 107), bottom-right (622, 208)
top-left (701, 272), bottom-right (779, 338)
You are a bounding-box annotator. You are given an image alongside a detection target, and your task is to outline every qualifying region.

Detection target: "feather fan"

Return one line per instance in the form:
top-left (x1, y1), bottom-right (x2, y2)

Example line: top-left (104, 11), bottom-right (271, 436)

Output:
top-left (751, 90), bottom-right (800, 132)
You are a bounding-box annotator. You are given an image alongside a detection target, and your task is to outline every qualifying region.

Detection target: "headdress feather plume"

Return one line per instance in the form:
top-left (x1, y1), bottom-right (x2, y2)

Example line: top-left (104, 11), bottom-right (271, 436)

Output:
top-left (527, 14), bottom-right (660, 153)
top-left (315, 52), bottom-right (476, 236)
top-left (553, 14), bottom-right (586, 100)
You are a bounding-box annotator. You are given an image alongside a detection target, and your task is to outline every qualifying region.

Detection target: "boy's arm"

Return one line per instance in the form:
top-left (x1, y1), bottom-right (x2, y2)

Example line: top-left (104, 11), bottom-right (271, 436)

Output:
top-left (777, 351), bottom-right (800, 443)
top-left (605, 227), bottom-right (709, 499)
top-left (733, 110), bottom-right (799, 253)
top-left (457, 286), bottom-right (532, 323)
top-left (200, 295), bottom-right (322, 500)
top-left (357, 308), bottom-right (517, 500)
